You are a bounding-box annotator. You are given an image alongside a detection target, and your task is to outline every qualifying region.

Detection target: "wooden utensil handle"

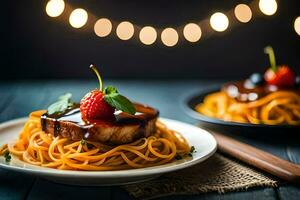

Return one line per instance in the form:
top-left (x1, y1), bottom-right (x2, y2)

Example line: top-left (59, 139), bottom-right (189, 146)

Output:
top-left (212, 132), bottom-right (300, 183)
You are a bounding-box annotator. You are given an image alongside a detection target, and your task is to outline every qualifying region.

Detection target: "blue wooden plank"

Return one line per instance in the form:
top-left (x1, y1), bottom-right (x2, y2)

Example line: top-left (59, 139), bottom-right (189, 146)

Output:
top-left (0, 82), bottom-right (57, 200)
top-left (111, 187), bottom-right (278, 200)
top-left (27, 178), bottom-right (111, 200)
top-left (277, 185), bottom-right (300, 200)
top-left (286, 146), bottom-right (300, 165)
top-left (156, 188), bottom-right (277, 200)
top-left (0, 170), bottom-right (35, 200)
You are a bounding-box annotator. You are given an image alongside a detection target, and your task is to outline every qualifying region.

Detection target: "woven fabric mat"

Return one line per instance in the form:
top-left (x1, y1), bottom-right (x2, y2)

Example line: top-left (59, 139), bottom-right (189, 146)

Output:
top-left (124, 153), bottom-right (277, 200)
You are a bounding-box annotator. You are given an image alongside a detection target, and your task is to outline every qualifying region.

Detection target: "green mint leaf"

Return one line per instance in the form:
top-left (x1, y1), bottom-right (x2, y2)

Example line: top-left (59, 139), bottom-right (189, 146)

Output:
top-left (80, 139), bottom-right (86, 145)
top-left (58, 93), bottom-right (72, 101)
top-left (47, 93), bottom-right (74, 115)
top-left (104, 93), bottom-right (136, 115)
top-left (47, 101), bottom-right (68, 114)
top-left (104, 86), bottom-right (118, 95)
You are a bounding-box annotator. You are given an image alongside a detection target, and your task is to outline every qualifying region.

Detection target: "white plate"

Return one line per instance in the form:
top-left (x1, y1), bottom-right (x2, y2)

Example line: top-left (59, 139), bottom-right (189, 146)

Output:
top-left (0, 117), bottom-right (217, 186)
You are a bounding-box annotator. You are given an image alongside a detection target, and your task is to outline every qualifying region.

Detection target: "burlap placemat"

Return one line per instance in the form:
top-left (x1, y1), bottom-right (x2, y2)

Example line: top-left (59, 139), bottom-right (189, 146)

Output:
top-left (124, 153), bottom-right (277, 199)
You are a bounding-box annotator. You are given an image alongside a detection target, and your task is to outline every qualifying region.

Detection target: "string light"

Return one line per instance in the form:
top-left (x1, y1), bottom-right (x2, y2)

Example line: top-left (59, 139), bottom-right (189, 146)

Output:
top-left (69, 8), bottom-right (88, 28)
top-left (139, 26), bottom-right (157, 45)
top-left (210, 12), bottom-right (229, 32)
top-left (259, 0), bottom-right (277, 16)
top-left (45, 1), bottom-right (292, 47)
top-left (46, 0), bottom-right (65, 17)
top-left (294, 17), bottom-right (300, 36)
top-left (116, 21), bottom-right (134, 40)
top-left (161, 28), bottom-right (179, 47)
top-left (234, 4), bottom-right (252, 23)
top-left (94, 18), bottom-right (112, 37)
top-left (183, 23), bottom-right (202, 42)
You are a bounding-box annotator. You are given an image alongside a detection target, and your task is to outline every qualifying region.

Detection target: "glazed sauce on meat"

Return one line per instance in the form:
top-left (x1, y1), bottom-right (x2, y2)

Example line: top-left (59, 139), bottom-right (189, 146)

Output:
top-left (223, 80), bottom-right (300, 102)
top-left (41, 103), bottom-right (159, 139)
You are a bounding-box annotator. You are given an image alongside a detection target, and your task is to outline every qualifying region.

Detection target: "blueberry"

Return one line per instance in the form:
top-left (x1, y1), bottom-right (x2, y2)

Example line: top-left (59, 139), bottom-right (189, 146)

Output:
top-left (250, 73), bottom-right (264, 86)
top-left (296, 76), bottom-right (300, 87)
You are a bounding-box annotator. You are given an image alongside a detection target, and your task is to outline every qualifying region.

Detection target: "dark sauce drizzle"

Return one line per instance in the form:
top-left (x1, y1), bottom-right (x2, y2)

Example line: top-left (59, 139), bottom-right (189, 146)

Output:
top-left (41, 103), bottom-right (159, 139)
top-left (223, 80), bottom-right (300, 102)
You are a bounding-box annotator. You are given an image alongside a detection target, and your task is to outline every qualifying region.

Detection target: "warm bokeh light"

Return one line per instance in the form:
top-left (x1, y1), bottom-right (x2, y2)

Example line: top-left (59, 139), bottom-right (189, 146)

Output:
top-left (183, 23), bottom-right (202, 42)
top-left (294, 17), bottom-right (300, 36)
top-left (139, 26), bottom-right (157, 45)
top-left (234, 4), bottom-right (252, 23)
top-left (46, 0), bottom-right (65, 17)
top-left (210, 12), bottom-right (229, 32)
top-left (94, 18), bottom-right (112, 37)
top-left (161, 28), bottom-right (179, 47)
top-left (259, 0), bottom-right (277, 16)
top-left (116, 21), bottom-right (134, 40)
top-left (69, 8), bottom-right (88, 28)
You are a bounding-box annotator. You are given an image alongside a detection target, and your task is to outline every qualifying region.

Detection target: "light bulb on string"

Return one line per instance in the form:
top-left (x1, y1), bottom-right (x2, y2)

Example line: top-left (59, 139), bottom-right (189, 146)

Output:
top-left (161, 28), bottom-right (179, 47)
top-left (294, 17), bottom-right (300, 36)
top-left (46, 0), bottom-right (65, 17)
top-left (183, 23), bottom-right (202, 42)
top-left (139, 26), bottom-right (157, 45)
top-left (210, 12), bottom-right (229, 32)
top-left (259, 0), bottom-right (277, 16)
top-left (234, 4), bottom-right (252, 23)
top-left (116, 21), bottom-right (134, 40)
top-left (69, 8), bottom-right (88, 28)
top-left (94, 18), bottom-right (112, 37)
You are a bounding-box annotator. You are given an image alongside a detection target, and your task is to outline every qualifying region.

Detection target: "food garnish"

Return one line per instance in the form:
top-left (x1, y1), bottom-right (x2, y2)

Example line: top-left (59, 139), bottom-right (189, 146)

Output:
top-left (174, 154), bottom-right (183, 160)
top-left (47, 93), bottom-right (74, 115)
top-left (3, 150), bottom-right (11, 163)
top-left (80, 64), bottom-right (136, 120)
top-left (264, 46), bottom-right (295, 87)
top-left (80, 139), bottom-right (86, 145)
top-left (188, 146), bottom-right (196, 157)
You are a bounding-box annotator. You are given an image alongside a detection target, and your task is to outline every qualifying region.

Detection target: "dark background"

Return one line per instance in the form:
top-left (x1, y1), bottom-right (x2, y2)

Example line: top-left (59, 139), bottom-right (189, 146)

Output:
top-left (2, 0), bottom-right (300, 80)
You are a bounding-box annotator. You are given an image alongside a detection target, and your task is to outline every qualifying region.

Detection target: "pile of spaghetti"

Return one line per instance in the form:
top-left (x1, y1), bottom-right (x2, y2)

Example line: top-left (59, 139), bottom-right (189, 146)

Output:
top-left (0, 111), bottom-right (190, 170)
top-left (196, 91), bottom-right (300, 125)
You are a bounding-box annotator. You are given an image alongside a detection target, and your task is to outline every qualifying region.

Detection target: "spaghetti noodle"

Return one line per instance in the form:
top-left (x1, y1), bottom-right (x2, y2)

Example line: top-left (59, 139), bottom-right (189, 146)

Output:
top-left (0, 111), bottom-right (190, 170)
top-left (196, 91), bottom-right (300, 125)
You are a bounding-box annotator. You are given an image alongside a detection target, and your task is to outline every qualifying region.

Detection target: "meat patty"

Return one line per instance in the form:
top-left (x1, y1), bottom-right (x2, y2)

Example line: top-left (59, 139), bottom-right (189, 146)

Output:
top-left (41, 103), bottom-right (159, 145)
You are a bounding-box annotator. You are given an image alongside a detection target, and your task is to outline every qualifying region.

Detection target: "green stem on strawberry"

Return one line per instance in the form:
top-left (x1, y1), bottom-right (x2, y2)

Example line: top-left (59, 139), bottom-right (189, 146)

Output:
top-left (264, 46), bottom-right (277, 72)
top-left (90, 64), bottom-right (103, 91)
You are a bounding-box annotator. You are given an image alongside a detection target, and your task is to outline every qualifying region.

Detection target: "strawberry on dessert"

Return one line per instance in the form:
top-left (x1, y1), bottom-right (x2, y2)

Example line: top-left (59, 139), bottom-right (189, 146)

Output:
top-left (263, 46), bottom-right (296, 87)
top-left (80, 65), bottom-right (136, 120)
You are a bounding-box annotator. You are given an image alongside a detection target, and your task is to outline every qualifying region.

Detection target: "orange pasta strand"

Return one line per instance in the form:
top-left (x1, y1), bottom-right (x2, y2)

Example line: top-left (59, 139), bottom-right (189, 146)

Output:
top-left (196, 91), bottom-right (300, 125)
top-left (1, 110), bottom-right (190, 171)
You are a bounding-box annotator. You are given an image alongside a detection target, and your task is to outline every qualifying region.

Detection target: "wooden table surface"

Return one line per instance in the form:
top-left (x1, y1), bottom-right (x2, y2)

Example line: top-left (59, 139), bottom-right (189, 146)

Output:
top-left (0, 80), bottom-right (299, 200)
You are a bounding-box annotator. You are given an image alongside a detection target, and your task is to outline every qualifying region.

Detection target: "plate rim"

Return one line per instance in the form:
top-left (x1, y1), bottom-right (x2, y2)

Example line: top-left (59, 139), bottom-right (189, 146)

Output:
top-left (183, 86), bottom-right (300, 129)
top-left (0, 117), bottom-right (217, 178)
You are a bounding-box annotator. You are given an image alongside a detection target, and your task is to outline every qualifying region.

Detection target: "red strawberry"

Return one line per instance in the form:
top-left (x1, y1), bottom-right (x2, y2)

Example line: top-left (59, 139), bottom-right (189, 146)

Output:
top-left (80, 90), bottom-right (114, 120)
top-left (263, 46), bottom-right (295, 87)
top-left (264, 65), bottom-right (295, 87)
top-left (80, 64), bottom-right (136, 120)
top-left (80, 65), bottom-right (115, 120)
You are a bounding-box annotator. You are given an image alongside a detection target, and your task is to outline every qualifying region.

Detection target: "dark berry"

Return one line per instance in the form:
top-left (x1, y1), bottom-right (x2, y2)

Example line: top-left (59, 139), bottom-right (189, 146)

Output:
top-left (296, 76), bottom-right (300, 87)
top-left (250, 73), bottom-right (264, 86)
